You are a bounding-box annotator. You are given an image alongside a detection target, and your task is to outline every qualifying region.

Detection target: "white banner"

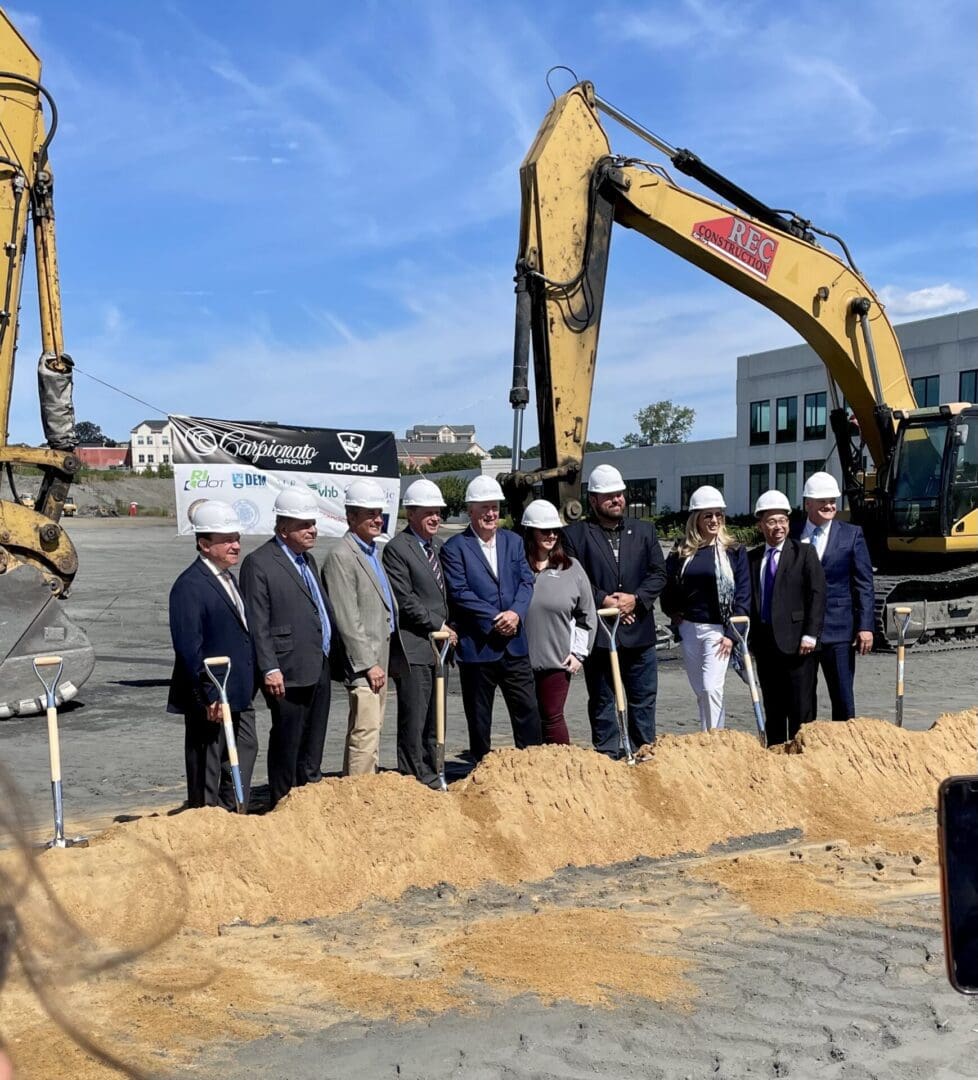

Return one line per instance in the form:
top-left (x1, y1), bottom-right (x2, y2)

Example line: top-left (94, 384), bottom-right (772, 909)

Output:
top-left (170, 416), bottom-right (400, 538)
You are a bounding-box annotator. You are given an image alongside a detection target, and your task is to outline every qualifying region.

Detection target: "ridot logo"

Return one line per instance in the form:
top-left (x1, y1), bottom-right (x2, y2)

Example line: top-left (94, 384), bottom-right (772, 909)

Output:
top-left (337, 432), bottom-right (365, 462)
top-left (186, 426), bottom-right (219, 455)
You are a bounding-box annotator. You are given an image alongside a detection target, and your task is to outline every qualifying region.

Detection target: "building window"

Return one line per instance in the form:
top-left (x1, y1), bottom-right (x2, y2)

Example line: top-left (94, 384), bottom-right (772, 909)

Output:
top-left (775, 461), bottom-right (798, 506)
top-left (803, 459), bottom-right (826, 484)
top-left (803, 392), bottom-right (826, 440)
top-left (680, 473), bottom-right (724, 509)
top-left (136, 436), bottom-right (144, 445)
top-left (147, 455), bottom-right (154, 464)
top-left (912, 374), bottom-right (940, 407)
top-left (161, 436), bottom-right (170, 446)
top-left (625, 478), bottom-right (656, 517)
top-left (162, 454), bottom-right (170, 464)
top-left (749, 400), bottom-right (770, 446)
top-left (749, 463), bottom-right (770, 508)
top-left (137, 454), bottom-right (145, 464)
top-left (960, 369), bottom-right (977, 404)
top-left (776, 396), bottom-right (798, 443)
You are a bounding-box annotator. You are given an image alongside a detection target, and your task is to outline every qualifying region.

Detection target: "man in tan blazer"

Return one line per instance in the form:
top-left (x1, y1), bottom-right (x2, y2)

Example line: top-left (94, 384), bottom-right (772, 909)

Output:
top-left (322, 478), bottom-right (405, 775)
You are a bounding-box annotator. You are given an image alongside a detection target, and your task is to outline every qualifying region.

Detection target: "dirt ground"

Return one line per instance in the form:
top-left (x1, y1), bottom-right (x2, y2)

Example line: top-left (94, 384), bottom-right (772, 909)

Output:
top-left (1, 519), bottom-right (977, 1079)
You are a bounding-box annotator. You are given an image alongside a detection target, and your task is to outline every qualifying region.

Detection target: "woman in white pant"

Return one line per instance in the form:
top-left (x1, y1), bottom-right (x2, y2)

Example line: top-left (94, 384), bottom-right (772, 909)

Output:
top-left (661, 486), bottom-right (750, 731)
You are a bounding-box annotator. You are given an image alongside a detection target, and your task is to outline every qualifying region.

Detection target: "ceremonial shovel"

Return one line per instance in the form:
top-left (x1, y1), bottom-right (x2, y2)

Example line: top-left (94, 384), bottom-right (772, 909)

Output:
top-left (893, 606), bottom-right (913, 727)
top-left (33, 655), bottom-right (88, 849)
top-left (429, 630), bottom-right (453, 791)
top-left (728, 616), bottom-right (767, 746)
top-left (596, 608), bottom-right (636, 765)
top-left (203, 656), bottom-right (247, 813)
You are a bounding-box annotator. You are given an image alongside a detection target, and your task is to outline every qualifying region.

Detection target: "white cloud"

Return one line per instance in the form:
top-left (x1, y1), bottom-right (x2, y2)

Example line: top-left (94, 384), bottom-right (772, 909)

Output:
top-left (878, 283), bottom-right (971, 318)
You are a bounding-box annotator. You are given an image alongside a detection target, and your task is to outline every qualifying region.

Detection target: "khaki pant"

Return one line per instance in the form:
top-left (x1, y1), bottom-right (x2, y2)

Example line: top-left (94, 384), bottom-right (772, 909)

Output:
top-left (343, 638), bottom-right (390, 775)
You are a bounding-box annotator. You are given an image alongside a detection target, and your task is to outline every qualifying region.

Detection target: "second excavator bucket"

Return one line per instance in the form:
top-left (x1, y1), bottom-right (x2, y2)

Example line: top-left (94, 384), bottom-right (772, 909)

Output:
top-left (0, 563), bottom-right (94, 717)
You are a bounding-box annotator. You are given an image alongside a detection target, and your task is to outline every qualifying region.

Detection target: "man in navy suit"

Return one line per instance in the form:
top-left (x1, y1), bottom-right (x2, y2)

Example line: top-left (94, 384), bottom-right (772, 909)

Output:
top-left (563, 464), bottom-right (667, 755)
top-left (793, 472), bottom-right (875, 720)
top-left (441, 476), bottom-right (542, 762)
top-left (240, 486), bottom-right (337, 808)
top-left (168, 501), bottom-right (258, 810)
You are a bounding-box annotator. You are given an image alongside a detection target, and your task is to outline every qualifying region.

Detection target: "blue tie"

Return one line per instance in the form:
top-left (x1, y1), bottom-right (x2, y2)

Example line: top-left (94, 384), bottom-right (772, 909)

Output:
top-left (298, 556), bottom-right (331, 655)
top-left (761, 548), bottom-right (778, 624)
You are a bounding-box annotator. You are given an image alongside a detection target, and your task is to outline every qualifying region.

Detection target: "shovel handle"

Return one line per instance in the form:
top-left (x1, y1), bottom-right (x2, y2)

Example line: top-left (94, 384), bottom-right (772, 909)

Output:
top-left (34, 655), bottom-right (64, 667)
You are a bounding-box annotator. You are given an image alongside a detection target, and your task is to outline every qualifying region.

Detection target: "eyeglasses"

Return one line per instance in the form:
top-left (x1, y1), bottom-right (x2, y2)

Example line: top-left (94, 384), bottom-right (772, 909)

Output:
top-left (537, 529), bottom-right (559, 536)
top-left (764, 516), bottom-right (790, 527)
top-left (699, 511), bottom-right (724, 520)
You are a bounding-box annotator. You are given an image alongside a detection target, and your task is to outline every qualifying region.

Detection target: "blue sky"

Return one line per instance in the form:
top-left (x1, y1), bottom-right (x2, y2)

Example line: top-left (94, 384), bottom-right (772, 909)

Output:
top-left (6, 0), bottom-right (976, 448)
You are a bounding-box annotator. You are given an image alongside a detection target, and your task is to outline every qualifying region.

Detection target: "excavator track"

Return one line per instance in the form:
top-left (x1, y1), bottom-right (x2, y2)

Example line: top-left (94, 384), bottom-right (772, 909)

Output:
top-left (873, 562), bottom-right (978, 651)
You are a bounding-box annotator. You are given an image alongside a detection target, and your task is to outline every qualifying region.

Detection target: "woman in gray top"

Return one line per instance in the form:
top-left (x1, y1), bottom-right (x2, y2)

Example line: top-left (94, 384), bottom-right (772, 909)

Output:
top-left (521, 500), bottom-right (596, 744)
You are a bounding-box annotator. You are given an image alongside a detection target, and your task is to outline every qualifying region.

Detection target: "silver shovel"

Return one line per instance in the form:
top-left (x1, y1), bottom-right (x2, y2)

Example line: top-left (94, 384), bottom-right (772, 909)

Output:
top-left (33, 655), bottom-right (88, 849)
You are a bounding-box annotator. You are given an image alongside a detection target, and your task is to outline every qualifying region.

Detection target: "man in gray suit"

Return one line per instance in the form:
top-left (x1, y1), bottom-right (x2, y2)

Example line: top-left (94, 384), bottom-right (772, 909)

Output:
top-left (383, 478), bottom-right (458, 786)
top-left (323, 478), bottom-right (405, 775)
top-left (240, 486), bottom-right (336, 807)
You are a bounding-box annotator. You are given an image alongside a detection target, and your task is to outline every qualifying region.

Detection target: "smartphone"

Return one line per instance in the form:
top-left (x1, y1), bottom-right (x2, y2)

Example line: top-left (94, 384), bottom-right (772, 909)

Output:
top-left (938, 775), bottom-right (978, 994)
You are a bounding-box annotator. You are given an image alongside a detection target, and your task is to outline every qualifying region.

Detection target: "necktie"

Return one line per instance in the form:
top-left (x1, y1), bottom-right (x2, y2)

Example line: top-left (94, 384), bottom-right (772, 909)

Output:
top-left (222, 570), bottom-right (248, 628)
top-left (424, 541), bottom-right (444, 591)
top-left (813, 525), bottom-right (824, 556)
top-left (297, 556), bottom-right (332, 655)
top-left (761, 548), bottom-right (778, 623)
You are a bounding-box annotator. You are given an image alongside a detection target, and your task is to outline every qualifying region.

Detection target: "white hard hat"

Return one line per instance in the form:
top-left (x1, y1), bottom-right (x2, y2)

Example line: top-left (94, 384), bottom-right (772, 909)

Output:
top-left (345, 478), bottom-right (387, 509)
top-left (191, 500), bottom-right (242, 534)
top-left (587, 464), bottom-right (626, 493)
top-left (403, 478), bottom-right (446, 508)
top-left (802, 471), bottom-right (842, 500)
top-left (273, 486), bottom-right (319, 518)
top-left (521, 499), bottom-right (562, 530)
top-left (689, 485), bottom-right (726, 512)
top-left (464, 475), bottom-right (504, 503)
top-left (754, 489), bottom-right (792, 515)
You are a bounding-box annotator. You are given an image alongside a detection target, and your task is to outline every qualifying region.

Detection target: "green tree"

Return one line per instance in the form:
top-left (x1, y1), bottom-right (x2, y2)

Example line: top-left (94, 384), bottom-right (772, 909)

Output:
top-left (75, 420), bottom-right (117, 446)
top-left (585, 440), bottom-right (616, 452)
top-left (421, 452), bottom-right (484, 473)
top-left (621, 401), bottom-right (695, 447)
top-left (435, 475), bottom-right (468, 516)
top-left (399, 459), bottom-right (422, 476)
top-left (488, 444), bottom-right (512, 458)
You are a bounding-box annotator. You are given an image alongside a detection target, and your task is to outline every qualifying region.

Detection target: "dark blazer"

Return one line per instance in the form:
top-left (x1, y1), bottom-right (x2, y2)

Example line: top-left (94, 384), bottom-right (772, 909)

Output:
top-left (239, 538), bottom-right (338, 687)
top-left (789, 520), bottom-right (875, 644)
top-left (441, 526), bottom-right (534, 663)
top-left (661, 543), bottom-right (751, 630)
top-left (748, 539), bottom-right (826, 655)
top-left (167, 558), bottom-right (256, 713)
top-left (562, 518), bottom-right (667, 650)
top-left (382, 527), bottom-right (449, 667)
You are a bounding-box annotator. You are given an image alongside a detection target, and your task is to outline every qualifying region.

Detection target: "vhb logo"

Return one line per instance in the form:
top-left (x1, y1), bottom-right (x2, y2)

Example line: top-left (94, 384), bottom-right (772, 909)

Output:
top-left (337, 432), bottom-right (365, 461)
top-left (691, 216), bottom-right (779, 280)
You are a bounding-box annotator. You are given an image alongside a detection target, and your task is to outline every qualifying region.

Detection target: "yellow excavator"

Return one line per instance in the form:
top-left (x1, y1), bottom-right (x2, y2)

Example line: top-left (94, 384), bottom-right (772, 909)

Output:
top-left (0, 11), bottom-right (94, 715)
top-left (504, 79), bottom-right (978, 647)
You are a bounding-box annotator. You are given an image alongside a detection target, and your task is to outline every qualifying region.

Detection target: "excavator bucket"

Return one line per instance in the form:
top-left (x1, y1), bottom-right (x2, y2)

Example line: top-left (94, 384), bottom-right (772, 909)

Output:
top-left (0, 563), bottom-right (94, 717)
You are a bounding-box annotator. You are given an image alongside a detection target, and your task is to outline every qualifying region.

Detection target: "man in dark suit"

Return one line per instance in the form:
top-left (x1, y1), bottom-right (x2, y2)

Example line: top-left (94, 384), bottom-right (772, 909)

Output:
top-left (749, 489), bottom-right (826, 746)
top-left (792, 472), bottom-right (875, 721)
top-left (240, 486), bottom-right (336, 808)
top-left (441, 475), bottom-right (542, 762)
top-left (382, 478), bottom-right (458, 786)
top-left (562, 464), bottom-right (667, 755)
top-left (168, 500), bottom-right (258, 810)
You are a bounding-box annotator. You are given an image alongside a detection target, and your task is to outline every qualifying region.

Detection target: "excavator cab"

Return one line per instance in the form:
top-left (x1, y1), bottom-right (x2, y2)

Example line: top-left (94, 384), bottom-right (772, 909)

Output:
top-left (887, 406), bottom-right (978, 549)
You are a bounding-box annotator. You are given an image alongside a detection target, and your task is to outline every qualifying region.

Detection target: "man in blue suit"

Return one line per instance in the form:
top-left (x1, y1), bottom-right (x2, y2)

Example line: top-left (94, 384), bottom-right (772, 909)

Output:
top-left (168, 500), bottom-right (258, 810)
top-left (441, 476), bottom-right (542, 762)
top-left (793, 472), bottom-right (875, 721)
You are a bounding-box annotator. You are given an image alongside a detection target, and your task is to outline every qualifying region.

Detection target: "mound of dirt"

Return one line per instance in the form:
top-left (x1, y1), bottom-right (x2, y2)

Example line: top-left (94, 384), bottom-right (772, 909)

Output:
top-left (13, 710), bottom-right (976, 942)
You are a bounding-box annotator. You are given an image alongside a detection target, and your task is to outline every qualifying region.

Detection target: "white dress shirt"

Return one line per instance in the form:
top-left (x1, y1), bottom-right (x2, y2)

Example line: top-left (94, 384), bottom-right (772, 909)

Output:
top-left (800, 518), bottom-right (831, 560)
top-left (477, 534), bottom-right (498, 576)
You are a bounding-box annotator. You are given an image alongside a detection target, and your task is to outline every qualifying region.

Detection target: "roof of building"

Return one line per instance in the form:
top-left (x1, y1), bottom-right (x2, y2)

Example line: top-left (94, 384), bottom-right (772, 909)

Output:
top-left (131, 419), bottom-right (170, 433)
top-left (396, 439), bottom-right (487, 459)
top-left (405, 423), bottom-right (475, 437)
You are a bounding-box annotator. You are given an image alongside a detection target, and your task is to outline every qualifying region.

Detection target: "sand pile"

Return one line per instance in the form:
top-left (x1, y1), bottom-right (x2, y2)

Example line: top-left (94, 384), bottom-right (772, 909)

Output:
top-left (13, 710), bottom-right (976, 939)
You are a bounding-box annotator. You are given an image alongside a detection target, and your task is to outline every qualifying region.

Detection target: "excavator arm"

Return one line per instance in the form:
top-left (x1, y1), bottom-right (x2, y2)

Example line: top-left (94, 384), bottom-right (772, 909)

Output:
top-left (506, 82), bottom-right (916, 521)
top-left (0, 11), bottom-right (93, 715)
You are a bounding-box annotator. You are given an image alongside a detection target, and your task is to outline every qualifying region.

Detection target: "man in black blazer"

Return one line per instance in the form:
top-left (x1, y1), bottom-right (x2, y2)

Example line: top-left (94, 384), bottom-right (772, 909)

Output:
top-left (168, 501), bottom-right (258, 810)
top-left (749, 490), bottom-right (826, 746)
top-left (563, 464), bottom-right (667, 755)
top-left (240, 486), bottom-right (336, 808)
top-left (382, 478), bottom-right (458, 786)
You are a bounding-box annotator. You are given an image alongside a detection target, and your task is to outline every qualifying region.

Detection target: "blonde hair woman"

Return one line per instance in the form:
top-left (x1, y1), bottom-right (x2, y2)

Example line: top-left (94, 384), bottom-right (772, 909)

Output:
top-left (660, 486), bottom-right (750, 731)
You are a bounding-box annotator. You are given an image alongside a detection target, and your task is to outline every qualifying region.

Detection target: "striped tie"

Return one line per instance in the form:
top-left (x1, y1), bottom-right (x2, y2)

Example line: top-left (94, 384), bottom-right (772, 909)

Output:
top-left (424, 541), bottom-right (444, 591)
top-left (222, 570), bottom-right (248, 628)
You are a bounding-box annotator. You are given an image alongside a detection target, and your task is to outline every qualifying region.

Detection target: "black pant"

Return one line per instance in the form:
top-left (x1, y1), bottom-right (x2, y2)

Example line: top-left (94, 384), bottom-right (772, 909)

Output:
top-left (266, 658), bottom-right (331, 807)
top-left (752, 624), bottom-right (818, 746)
top-left (458, 654), bottom-right (542, 762)
top-left (184, 706), bottom-right (258, 810)
top-left (583, 644), bottom-right (658, 756)
top-left (394, 663), bottom-right (440, 786)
